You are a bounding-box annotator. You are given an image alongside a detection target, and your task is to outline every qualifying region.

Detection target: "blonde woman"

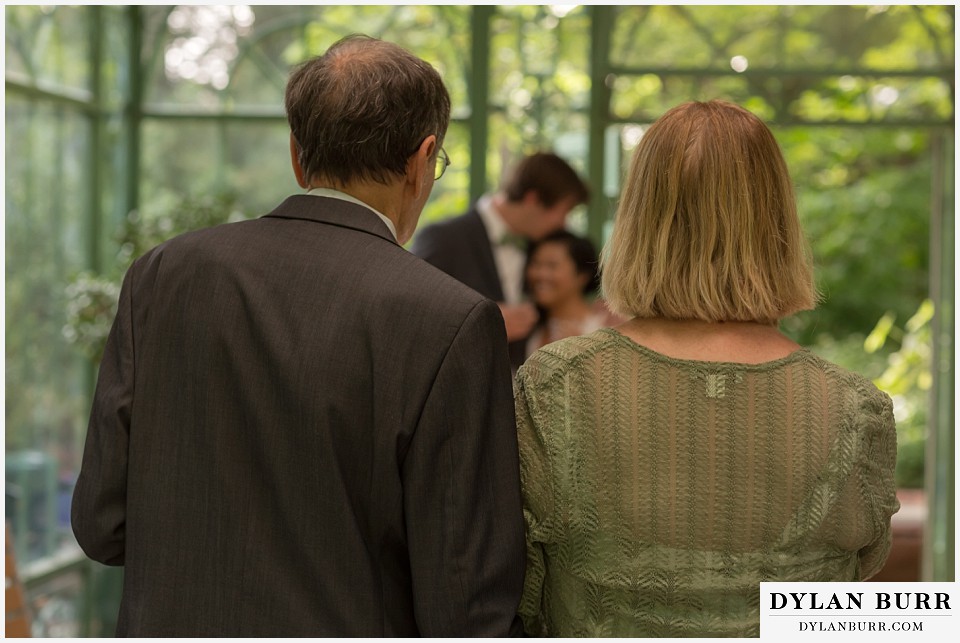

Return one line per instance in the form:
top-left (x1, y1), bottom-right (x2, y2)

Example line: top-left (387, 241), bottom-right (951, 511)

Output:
top-left (515, 100), bottom-right (899, 637)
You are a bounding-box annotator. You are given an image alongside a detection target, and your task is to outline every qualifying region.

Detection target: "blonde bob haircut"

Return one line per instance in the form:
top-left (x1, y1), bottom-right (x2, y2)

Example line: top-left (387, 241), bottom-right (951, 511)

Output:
top-left (601, 100), bottom-right (817, 324)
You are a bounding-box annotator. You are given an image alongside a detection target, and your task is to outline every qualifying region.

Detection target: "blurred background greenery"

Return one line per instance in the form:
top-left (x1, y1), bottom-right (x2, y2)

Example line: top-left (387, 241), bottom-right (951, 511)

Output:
top-left (5, 4), bottom-right (954, 635)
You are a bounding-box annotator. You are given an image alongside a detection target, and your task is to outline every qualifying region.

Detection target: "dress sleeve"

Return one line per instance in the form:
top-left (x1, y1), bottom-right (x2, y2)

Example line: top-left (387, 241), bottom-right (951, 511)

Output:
top-left (856, 384), bottom-right (900, 579)
top-left (71, 261), bottom-right (138, 566)
top-left (515, 362), bottom-right (557, 636)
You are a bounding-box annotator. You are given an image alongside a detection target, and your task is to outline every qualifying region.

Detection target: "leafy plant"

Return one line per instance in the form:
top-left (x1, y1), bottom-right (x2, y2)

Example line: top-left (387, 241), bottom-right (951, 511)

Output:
top-left (62, 274), bottom-right (122, 362)
top-left (863, 299), bottom-right (934, 488)
top-left (62, 192), bottom-right (242, 363)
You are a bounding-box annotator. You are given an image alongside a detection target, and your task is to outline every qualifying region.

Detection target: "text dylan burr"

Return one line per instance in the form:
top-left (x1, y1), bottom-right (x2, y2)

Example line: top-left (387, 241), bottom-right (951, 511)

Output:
top-left (770, 592), bottom-right (951, 611)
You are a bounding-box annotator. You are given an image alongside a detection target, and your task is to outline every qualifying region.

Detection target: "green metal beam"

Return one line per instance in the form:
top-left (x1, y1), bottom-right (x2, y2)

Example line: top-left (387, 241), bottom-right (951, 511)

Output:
top-left (587, 5), bottom-right (613, 247)
top-left (924, 130), bottom-right (955, 582)
top-left (88, 6), bottom-right (103, 274)
top-left (607, 65), bottom-right (955, 79)
top-left (139, 106), bottom-right (474, 123)
top-left (21, 549), bottom-right (89, 589)
top-left (5, 74), bottom-right (96, 112)
top-left (469, 5), bottom-right (493, 203)
top-left (140, 105), bottom-right (287, 120)
top-left (606, 114), bottom-right (956, 128)
top-left (124, 6), bottom-right (143, 216)
top-left (126, 104), bottom-right (952, 129)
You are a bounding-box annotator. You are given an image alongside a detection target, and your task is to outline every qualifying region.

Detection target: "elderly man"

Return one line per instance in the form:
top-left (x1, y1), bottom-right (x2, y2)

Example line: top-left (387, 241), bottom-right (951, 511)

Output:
top-left (71, 35), bottom-right (525, 637)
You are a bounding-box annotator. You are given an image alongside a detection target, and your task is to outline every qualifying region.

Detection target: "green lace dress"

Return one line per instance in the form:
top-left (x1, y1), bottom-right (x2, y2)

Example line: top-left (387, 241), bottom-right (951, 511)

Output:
top-left (515, 328), bottom-right (899, 638)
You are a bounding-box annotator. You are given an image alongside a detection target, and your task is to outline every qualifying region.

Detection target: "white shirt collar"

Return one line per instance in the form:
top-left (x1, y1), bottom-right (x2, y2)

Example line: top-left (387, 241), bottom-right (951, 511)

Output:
top-left (476, 194), bottom-right (509, 246)
top-left (476, 194), bottom-right (526, 305)
top-left (305, 187), bottom-right (397, 241)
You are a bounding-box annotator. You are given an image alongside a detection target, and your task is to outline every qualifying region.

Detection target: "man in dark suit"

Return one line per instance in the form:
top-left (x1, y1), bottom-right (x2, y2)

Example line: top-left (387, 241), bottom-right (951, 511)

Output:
top-left (411, 153), bottom-right (590, 368)
top-left (71, 35), bottom-right (525, 637)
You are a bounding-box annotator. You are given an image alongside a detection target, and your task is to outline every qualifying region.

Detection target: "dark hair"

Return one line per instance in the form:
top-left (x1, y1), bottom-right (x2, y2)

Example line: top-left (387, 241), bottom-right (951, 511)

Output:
top-left (285, 35), bottom-right (451, 186)
top-left (503, 152), bottom-right (590, 207)
top-left (529, 230), bottom-right (600, 295)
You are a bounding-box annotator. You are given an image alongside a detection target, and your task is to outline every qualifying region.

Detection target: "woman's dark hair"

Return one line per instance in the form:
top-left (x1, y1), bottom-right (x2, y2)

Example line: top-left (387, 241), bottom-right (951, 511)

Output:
top-left (285, 35), bottom-right (451, 187)
top-left (529, 230), bottom-right (601, 296)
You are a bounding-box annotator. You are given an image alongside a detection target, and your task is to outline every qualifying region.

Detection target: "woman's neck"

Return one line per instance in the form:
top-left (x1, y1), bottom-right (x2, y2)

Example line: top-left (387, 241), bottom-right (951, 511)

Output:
top-left (615, 316), bottom-right (801, 364)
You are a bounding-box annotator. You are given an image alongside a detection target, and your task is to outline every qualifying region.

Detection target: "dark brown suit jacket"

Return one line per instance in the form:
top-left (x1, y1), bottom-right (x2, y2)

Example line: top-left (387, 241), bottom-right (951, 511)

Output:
top-left (410, 207), bottom-right (529, 369)
top-left (71, 195), bottom-right (526, 637)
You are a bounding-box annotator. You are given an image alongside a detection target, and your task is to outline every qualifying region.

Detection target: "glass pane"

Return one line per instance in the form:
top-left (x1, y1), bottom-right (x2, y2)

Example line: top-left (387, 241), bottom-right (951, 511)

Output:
top-left (143, 5), bottom-right (265, 107)
top-left (140, 120), bottom-right (228, 210)
top-left (142, 5), bottom-right (471, 110)
top-left (4, 5), bottom-right (90, 90)
top-left (609, 73), bottom-right (951, 125)
top-left (100, 5), bottom-right (133, 112)
top-left (485, 5), bottom-right (591, 199)
top-left (140, 119), bottom-right (296, 221)
top-left (140, 118), bottom-right (470, 237)
top-left (420, 122), bottom-right (470, 228)
top-left (607, 6), bottom-right (953, 128)
top-left (221, 120), bottom-right (301, 215)
top-left (5, 96), bottom-right (91, 565)
top-left (487, 110), bottom-right (590, 195)
top-left (610, 5), bottom-right (954, 72)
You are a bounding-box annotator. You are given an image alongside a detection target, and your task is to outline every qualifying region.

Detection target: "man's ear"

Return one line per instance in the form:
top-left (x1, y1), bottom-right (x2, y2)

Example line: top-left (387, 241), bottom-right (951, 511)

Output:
top-left (290, 133), bottom-right (308, 189)
top-left (406, 134), bottom-right (437, 196)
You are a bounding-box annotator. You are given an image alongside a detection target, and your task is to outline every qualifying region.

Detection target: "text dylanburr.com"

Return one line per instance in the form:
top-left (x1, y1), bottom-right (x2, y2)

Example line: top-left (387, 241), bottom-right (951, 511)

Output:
top-left (761, 582), bottom-right (956, 639)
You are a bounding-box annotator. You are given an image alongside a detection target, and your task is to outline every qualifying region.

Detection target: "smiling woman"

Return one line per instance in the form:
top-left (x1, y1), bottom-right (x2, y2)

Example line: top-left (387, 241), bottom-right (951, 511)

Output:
top-left (524, 230), bottom-right (616, 357)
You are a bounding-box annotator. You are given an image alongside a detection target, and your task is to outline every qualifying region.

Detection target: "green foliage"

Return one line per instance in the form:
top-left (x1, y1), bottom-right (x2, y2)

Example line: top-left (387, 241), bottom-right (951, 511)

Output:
top-left (62, 193), bottom-right (242, 364)
top-left (115, 192), bottom-right (242, 267)
top-left (863, 300), bottom-right (934, 488)
top-left (62, 274), bottom-right (122, 363)
top-left (608, 5), bottom-right (953, 123)
top-left (487, 5), bottom-right (592, 186)
top-left (5, 98), bottom-right (93, 459)
top-left (779, 127), bottom-right (931, 346)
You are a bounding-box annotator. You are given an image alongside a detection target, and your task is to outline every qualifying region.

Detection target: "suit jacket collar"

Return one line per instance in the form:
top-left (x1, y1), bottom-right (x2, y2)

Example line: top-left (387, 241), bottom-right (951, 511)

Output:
top-left (263, 195), bottom-right (398, 245)
top-left (464, 206), bottom-right (505, 302)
